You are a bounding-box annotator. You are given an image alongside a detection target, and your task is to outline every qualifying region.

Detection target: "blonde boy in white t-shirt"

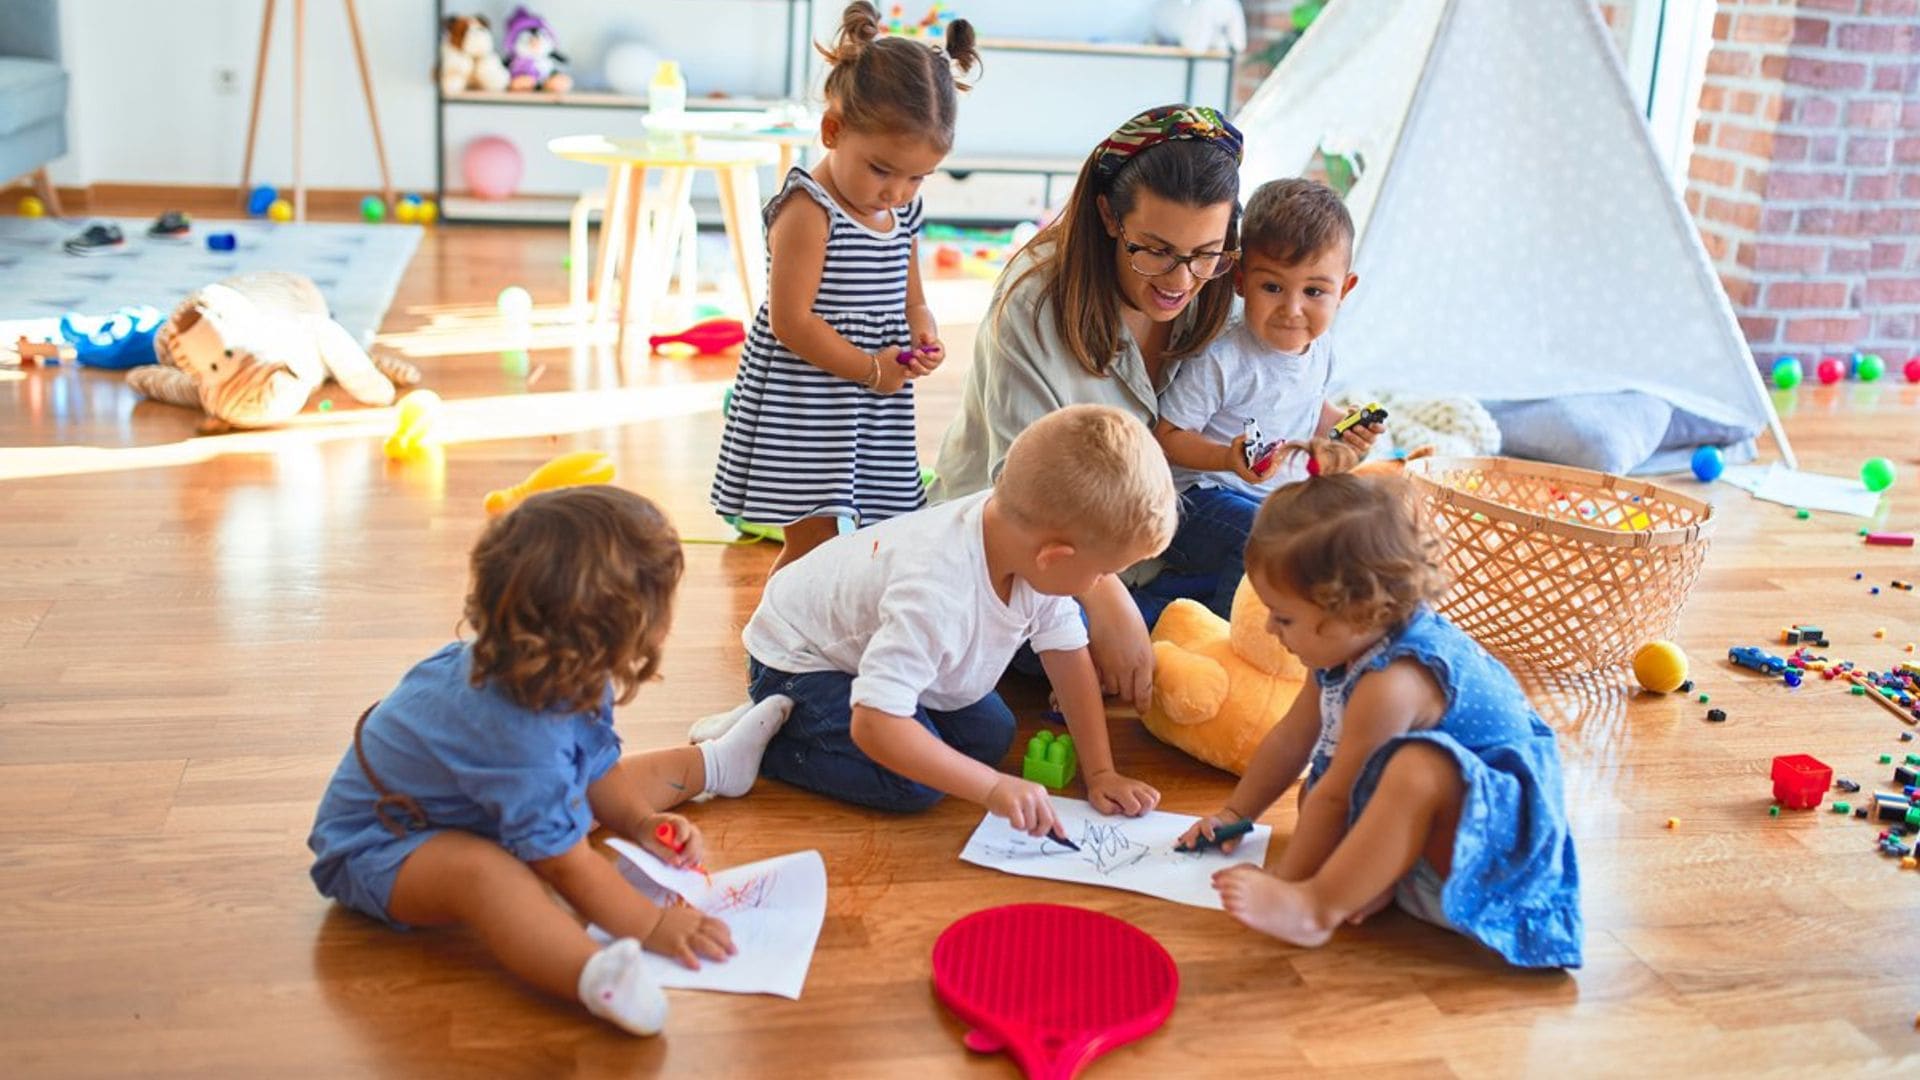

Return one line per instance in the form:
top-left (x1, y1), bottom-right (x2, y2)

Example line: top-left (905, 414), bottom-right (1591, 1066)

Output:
top-left (696, 404), bottom-right (1174, 837)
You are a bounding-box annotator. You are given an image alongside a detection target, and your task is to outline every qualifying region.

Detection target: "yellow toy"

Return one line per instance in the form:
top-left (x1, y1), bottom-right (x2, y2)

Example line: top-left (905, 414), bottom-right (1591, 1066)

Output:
top-left (1144, 577), bottom-right (1309, 775)
top-left (383, 389), bottom-right (442, 459)
top-left (484, 450), bottom-right (615, 515)
top-left (1632, 640), bottom-right (1689, 693)
top-left (1141, 448), bottom-right (1434, 774)
top-left (267, 198), bottom-right (294, 222)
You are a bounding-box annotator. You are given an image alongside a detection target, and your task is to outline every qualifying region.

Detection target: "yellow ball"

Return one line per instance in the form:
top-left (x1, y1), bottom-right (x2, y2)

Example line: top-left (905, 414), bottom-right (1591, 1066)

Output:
top-left (1632, 640), bottom-right (1689, 693)
top-left (393, 200), bottom-right (418, 224)
top-left (267, 198), bottom-right (293, 222)
top-left (418, 199), bottom-right (439, 224)
top-left (19, 194), bottom-right (45, 217)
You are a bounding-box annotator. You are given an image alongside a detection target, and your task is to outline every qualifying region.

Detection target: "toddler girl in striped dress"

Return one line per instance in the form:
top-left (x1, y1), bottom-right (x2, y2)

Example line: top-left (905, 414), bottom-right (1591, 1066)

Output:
top-left (711, 1), bottom-right (980, 573)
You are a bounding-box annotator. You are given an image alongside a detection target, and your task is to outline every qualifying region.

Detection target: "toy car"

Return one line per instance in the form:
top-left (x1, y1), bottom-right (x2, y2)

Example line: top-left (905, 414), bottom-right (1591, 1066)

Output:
top-left (1330, 401), bottom-right (1388, 439)
top-left (1729, 646), bottom-right (1787, 675)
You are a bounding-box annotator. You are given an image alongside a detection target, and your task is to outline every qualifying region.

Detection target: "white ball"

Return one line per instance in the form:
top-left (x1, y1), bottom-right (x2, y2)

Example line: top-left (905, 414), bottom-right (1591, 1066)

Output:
top-left (497, 286), bottom-right (533, 319)
top-left (604, 41), bottom-right (663, 97)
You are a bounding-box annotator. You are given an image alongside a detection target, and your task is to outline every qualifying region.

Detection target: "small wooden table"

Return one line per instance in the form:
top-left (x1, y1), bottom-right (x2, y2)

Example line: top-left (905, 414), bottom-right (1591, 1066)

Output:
top-left (548, 134), bottom-right (778, 370)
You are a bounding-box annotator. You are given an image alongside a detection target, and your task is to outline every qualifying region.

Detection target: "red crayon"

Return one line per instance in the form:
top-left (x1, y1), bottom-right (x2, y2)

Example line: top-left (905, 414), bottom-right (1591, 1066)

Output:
top-left (1866, 532), bottom-right (1915, 547)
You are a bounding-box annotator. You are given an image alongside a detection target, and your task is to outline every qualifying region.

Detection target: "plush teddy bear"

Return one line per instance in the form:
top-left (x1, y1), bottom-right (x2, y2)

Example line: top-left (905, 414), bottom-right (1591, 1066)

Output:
top-left (439, 14), bottom-right (511, 95)
top-left (502, 6), bottom-right (572, 92)
top-left (126, 272), bottom-right (421, 430)
top-left (1140, 448), bottom-right (1437, 774)
top-left (1143, 577), bottom-right (1308, 776)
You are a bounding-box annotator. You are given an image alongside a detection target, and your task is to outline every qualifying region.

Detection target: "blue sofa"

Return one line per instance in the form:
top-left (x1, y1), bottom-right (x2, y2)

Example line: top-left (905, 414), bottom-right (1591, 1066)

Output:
top-left (0, 0), bottom-right (68, 210)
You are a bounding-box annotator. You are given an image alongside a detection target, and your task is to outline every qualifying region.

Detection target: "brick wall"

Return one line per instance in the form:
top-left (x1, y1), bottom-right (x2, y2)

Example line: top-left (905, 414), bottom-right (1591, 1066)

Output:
top-left (1235, 0), bottom-right (1302, 106)
top-left (1685, 0), bottom-right (1920, 369)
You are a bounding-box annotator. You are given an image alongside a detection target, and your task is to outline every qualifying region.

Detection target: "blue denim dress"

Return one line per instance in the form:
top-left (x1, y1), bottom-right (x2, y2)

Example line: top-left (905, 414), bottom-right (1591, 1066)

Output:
top-left (307, 643), bottom-right (622, 927)
top-left (1310, 607), bottom-right (1584, 968)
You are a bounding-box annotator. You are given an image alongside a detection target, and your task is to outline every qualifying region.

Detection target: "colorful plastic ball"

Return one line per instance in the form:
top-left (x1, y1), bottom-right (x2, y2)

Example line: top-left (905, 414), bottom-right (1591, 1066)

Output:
top-left (246, 184), bottom-right (277, 216)
top-left (462, 135), bottom-right (523, 201)
top-left (1905, 357), bottom-right (1920, 383)
top-left (497, 285), bottom-right (534, 319)
top-left (267, 198), bottom-right (293, 222)
top-left (393, 200), bottom-right (418, 224)
top-left (360, 195), bottom-right (386, 222)
top-left (1633, 640), bottom-right (1690, 694)
top-left (1857, 353), bottom-right (1885, 382)
top-left (18, 194), bottom-right (45, 217)
top-left (1690, 445), bottom-right (1725, 483)
top-left (1770, 357), bottom-right (1803, 389)
top-left (418, 199), bottom-right (439, 224)
top-left (1862, 457), bottom-right (1897, 493)
top-left (1816, 356), bottom-right (1844, 384)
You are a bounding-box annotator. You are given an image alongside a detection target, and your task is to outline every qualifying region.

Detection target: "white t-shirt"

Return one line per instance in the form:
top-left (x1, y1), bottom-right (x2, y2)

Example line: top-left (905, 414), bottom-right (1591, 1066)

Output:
top-left (743, 491), bottom-right (1089, 716)
top-left (1156, 319), bottom-right (1335, 498)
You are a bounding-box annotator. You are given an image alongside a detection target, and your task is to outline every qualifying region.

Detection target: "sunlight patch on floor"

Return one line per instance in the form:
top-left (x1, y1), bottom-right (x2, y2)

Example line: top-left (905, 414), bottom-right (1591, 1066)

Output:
top-left (0, 382), bottom-right (725, 482)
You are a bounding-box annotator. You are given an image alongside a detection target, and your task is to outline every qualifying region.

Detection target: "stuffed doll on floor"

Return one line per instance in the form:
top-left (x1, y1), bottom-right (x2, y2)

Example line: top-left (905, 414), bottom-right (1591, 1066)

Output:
top-left (127, 272), bottom-right (420, 431)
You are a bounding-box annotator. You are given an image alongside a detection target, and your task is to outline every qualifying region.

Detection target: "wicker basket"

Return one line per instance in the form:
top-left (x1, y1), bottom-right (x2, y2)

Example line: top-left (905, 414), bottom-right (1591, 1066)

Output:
top-left (1402, 456), bottom-right (1715, 672)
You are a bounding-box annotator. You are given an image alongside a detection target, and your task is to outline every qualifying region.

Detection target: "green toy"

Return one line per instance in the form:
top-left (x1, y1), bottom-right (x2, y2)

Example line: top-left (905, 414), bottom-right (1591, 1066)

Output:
top-left (1022, 730), bottom-right (1077, 791)
top-left (1861, 456), bottom-right (1896, 493)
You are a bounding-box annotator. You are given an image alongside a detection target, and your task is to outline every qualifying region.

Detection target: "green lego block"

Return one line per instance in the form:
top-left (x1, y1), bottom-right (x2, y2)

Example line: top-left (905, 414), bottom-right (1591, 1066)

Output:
top-left (1022, 730), bottom-right (1077, 790)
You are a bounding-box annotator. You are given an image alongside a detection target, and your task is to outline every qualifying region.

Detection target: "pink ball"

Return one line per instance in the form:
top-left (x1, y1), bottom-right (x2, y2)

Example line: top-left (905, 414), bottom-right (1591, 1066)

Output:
top-left (1906, 356), bottom-right (1920, 383)
top-left (1816, 356), bottom-right (1844, 384)
top-left (462, 136), bottom-right (523, 201)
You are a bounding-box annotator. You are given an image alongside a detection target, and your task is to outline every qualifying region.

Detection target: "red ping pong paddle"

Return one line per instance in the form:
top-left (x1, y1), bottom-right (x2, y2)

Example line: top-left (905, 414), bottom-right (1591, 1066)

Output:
top-left (932, 904), bottom-right (1178, 1079)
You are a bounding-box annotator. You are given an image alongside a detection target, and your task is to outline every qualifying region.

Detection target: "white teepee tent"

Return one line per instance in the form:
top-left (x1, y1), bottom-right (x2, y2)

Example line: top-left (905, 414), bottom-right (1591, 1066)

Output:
top-left (1234, 0), bottom-right (1794, 469)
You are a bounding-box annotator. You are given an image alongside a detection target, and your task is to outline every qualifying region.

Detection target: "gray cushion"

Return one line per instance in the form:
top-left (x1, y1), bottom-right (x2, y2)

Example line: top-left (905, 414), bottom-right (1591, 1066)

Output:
top-left (0, 57), bottom-right (65, 138)
top-left (1484, 392), bottom-right (1674, 475)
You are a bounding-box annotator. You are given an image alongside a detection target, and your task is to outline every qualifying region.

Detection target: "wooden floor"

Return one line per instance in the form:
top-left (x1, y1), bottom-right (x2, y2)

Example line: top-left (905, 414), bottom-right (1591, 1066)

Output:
top-left (3, 208), bottom-right (1919, 1077)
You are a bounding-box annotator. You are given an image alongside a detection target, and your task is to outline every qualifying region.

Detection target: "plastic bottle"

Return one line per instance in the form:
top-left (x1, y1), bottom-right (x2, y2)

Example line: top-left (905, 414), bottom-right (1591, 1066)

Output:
top-left (649, 60), bottom-right (686, 120)
top-left (647, 61), bottom-right (687, 152)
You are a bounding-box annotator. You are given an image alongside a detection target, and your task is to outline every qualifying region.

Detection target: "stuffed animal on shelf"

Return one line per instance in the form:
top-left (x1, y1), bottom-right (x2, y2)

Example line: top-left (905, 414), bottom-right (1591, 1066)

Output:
top-left (1140, 448), bottom-right (1436, 774)
top-left (502, 6), bottom-right (572, 92)
top-left (126, 272), bottom-right (421, 430)
top-left (1150, 0), bottom-right (1248, 54)
top-left (439, 14), bottom-right (511, 95)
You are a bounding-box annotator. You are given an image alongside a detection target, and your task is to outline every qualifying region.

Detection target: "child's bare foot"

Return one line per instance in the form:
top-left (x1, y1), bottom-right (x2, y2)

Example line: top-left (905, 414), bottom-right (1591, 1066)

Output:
top-left (1347, 887), bottom-right (1394, 926)
top-left (1212, 865), bottom-right (1336, 948)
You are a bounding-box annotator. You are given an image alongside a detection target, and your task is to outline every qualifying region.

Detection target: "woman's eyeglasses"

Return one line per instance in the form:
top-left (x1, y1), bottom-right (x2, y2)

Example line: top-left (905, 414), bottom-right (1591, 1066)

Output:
top-left (1118, 225), bottom-right (1237, 281)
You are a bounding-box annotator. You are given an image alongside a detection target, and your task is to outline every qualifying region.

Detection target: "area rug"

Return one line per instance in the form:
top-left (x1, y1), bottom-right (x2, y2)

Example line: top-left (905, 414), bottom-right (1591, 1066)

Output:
top-left (0, 216), bottom-right (421, 347)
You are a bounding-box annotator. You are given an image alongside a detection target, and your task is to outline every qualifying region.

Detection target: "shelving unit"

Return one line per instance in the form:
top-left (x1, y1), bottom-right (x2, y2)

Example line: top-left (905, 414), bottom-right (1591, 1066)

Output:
top-left (933, 35), bottom-right (1238, 209)
top-left (432, 0), bottom-right (813, 224)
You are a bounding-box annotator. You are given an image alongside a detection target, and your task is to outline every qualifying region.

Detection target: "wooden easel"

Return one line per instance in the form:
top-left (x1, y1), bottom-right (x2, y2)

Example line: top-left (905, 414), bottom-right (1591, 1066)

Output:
top-left (236, 0), bottom-right (394, 220)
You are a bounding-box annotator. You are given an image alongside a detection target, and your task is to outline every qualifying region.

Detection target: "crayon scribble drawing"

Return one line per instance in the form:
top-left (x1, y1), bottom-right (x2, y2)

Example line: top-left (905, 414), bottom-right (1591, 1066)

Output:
top-left (705, 871), bottom-right (779, 914)
top-left (958, 797), bottom-right (1273, 911)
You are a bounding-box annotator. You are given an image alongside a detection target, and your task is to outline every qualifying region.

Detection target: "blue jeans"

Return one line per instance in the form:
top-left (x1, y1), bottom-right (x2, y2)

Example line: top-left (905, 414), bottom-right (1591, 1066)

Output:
top-left (748, 658), bottom-right (1017, 812)
top-left (1134, 485), bottom-right (1261, 625)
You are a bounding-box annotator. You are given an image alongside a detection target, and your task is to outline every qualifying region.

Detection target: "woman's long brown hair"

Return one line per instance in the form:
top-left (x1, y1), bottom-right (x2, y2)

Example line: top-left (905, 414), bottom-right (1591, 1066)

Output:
top-left (1009, 136), bottom-right (1241, 377)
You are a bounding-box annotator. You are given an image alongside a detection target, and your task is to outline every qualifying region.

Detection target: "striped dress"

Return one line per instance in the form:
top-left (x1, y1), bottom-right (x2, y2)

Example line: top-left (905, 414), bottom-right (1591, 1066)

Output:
top-left (710, 168), bottom-right (927, 527)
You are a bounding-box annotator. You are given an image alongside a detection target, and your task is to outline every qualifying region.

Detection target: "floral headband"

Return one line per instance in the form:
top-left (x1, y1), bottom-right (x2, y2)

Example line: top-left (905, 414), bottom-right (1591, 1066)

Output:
top-left (1091, 105), bottom-right (1244, 186)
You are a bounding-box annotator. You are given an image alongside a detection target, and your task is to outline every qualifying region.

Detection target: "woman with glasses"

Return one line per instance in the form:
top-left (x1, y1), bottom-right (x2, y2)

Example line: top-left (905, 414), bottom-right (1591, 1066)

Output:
top-left (932, 104), bottom-right (1244, 709)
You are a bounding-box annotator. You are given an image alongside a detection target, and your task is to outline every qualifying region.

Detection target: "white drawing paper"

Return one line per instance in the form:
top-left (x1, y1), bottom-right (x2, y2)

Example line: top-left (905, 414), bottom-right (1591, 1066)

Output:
top-left (592, 839), bottom-right (826, 1000)
top-left (1721, 463), bottom-right (1882, 518)
top-left (958, 797), bottom-right (1272, 910)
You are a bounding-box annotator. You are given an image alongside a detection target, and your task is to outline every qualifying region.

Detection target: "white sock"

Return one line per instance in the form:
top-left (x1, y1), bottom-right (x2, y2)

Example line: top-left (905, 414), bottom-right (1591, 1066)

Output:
top-left (688, 700), bottom-right (753, 744)
top-left (697, 694), bottom-right (794, 797)
top-left (579, 938), bottom-right (668, 1037)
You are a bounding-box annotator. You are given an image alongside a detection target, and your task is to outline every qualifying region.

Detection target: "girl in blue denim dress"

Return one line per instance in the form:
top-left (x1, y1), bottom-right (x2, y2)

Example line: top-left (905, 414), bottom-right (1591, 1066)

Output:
top-left (1180, 441), bottom-right (1582, 968)
top-left (307, 487), bottom-right (794, 1036)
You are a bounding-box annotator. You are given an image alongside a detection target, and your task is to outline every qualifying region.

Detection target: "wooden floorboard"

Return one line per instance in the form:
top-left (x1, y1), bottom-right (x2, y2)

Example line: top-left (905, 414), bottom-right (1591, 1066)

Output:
top-left (3, 209), bottom-right (1919, 1075)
